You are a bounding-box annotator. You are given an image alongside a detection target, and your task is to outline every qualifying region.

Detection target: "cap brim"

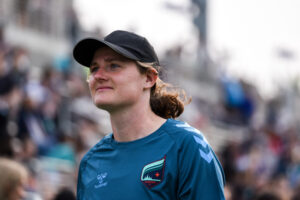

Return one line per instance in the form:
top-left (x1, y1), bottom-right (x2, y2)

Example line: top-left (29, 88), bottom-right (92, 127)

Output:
top-left (73, 38), bottom-right (140, 67)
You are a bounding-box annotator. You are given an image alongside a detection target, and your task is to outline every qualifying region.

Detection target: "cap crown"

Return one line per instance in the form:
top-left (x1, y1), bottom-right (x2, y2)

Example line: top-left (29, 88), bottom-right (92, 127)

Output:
top-left (104, 30), bottom-right (159, 64)
top-left (73, 30), bottom-right (159, 67)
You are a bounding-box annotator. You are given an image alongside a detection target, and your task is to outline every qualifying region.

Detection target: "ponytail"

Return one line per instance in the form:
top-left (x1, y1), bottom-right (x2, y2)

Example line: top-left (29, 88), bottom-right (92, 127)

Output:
top-left (136, 62), bottom-right (191, 119)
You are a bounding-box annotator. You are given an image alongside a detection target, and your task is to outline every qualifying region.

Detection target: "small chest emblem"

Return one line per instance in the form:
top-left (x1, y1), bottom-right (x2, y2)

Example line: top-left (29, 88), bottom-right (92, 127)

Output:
top-left (95, 172), bottom-right (108, 189)
top-left (141, 156), bottom-right (166, 189)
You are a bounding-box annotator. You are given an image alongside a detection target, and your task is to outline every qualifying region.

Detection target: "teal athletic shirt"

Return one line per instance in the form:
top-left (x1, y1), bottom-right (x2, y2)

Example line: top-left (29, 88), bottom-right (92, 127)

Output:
top-left (77, 119), bottom-right (225, 199)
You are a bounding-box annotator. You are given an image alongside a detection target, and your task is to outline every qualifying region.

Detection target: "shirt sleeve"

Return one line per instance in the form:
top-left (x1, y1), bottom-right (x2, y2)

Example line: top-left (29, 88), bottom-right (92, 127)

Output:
top-left (177, 132), bottom-right (225, 200)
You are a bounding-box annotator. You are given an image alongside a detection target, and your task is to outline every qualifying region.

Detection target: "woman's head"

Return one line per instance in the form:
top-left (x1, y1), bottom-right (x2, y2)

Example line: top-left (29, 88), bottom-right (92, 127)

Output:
top-left (86, 47), bottom-right (157, 112)
top-left (73, 30), bottom-right (190, 118)
top-left (0, 158), bottom-right (28, 200)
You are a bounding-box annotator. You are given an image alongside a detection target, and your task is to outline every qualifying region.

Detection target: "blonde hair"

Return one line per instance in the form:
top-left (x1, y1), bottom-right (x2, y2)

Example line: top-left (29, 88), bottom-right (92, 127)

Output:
top-left (136, 61), bottom-right (191, 119)
top-left (0, 158), bottom-right (28, 199)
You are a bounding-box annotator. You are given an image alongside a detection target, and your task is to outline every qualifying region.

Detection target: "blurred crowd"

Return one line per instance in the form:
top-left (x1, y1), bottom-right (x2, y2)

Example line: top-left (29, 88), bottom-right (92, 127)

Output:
top-left (1, 25), bottom-right (300, 200)
top-left (220, 99), bottom-right (300, 199)
top-left (196, 75), bottom-right (300, 200)
top-left (0, 26), bottom-right (110, 199)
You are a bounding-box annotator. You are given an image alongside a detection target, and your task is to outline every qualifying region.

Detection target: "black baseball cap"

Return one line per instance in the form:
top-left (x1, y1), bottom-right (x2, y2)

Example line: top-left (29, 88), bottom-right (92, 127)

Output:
top-left (73, 30), bottom-right (160, 67)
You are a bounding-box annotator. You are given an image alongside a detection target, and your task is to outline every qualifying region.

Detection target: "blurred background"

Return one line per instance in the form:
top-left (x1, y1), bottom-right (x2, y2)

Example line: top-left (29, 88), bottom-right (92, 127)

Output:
top-left (0, 0), bottom-right (300, 199)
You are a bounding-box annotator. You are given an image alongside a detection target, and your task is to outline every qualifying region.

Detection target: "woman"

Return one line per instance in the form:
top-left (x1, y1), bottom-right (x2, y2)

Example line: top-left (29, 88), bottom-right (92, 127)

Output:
top-left (73, 30), bottom-right (225, 199)
top-left (0, 158), bottom-right (28, 200)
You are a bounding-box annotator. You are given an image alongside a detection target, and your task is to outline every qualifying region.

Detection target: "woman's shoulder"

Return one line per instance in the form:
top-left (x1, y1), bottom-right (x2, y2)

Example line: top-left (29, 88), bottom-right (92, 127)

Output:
top-left (163, 119), bottom-right (209, 145)
top-left (164, 119), bottom-right (204, 136)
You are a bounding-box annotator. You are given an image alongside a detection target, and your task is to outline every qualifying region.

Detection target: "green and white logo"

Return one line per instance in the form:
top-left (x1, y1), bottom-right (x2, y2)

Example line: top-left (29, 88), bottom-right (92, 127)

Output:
top-left (141, 156), bottom-right (166, 188)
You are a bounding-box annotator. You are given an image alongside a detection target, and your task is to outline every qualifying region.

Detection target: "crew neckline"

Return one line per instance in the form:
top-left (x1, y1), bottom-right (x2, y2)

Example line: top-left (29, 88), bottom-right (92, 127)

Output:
top-left (107, 118), bottom-right (171, 148)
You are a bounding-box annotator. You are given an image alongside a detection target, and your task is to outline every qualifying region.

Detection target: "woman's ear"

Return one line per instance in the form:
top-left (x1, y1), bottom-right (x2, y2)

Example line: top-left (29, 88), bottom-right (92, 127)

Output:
top-left (144, 68), bottom-right (158, 89)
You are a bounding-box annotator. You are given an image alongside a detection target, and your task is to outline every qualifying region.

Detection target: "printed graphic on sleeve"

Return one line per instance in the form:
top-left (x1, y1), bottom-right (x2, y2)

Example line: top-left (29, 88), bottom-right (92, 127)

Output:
top-left (176, 122), bottom-right (213, 164)
top-left (193, 135), bottom-right (213, 163)
top-left (141, 156), bottom-right (166, 189)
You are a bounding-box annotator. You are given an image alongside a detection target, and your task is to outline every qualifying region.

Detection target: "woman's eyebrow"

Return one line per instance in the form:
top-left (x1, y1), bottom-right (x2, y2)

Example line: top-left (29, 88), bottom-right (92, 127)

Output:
top-left (90, 61), bottom-right (98, 66)
top-left (89, 58), bottom-right (117, 66)
top-left (104, 57), bottom-right (128, 62)
top-left (90, 57), bottom-right (128, 66)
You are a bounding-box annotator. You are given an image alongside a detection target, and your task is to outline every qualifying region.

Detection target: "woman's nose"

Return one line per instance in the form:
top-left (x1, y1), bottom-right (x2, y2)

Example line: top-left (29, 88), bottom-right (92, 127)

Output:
top-left (93, 66), bottom-right (108, 81)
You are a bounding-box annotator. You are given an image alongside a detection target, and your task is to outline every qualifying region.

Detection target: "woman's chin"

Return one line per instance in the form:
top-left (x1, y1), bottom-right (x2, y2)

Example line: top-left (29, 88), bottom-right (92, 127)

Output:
top-left (94, 101), bottom-right (112, 110)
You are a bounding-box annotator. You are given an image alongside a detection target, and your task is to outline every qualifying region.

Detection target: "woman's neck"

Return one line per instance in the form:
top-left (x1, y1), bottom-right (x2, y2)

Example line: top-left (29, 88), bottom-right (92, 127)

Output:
top-left (109, 101), bottom-right (166, 142)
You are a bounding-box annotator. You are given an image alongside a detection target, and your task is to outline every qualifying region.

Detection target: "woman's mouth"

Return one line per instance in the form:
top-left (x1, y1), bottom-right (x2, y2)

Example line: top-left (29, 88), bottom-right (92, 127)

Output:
top-left (96, 86), bottom-right (113, 92)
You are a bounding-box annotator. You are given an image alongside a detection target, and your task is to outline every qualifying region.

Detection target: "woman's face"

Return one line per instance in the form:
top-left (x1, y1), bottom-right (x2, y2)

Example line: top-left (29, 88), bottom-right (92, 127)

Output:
top-left (88, 47), bottom-right (149, 112)
top-left (8, 180), bottom-right (27, 200)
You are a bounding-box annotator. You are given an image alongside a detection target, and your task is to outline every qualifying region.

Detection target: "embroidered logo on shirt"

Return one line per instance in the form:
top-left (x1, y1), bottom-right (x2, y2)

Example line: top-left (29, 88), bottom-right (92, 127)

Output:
top-left (141, 156), bottom-right (166, 189)
top-left (95, 172), bottom-right (108, 189)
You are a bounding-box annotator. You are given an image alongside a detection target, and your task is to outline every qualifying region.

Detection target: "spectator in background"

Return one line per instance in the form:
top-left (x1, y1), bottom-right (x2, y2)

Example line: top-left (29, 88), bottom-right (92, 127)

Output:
top-left (292, 187), bottom-right (300, 200)
top-left (0, 158), bottom-right (28, 200)
top-left (254, 192), bottom-right (281, 200)
top-left (0, 47), bottom-right (23, 158)
top-left (53, 187), bottom-right (76, 200)
top-left (220, 77), bottom-right (255, 126)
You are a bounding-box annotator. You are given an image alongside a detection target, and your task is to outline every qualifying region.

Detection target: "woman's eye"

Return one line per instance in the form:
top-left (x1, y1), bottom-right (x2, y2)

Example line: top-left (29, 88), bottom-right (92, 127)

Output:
top-left (109, 64), bottom-right (120, 70)
top-left (90, 66), bottom-right (99, 73)
top-left (110, 64), bottom-right (120, 70)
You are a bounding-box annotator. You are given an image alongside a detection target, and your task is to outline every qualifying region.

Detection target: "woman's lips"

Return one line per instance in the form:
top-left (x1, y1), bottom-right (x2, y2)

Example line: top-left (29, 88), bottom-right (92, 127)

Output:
top-left (96, 86), bottom-right (113, 92)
